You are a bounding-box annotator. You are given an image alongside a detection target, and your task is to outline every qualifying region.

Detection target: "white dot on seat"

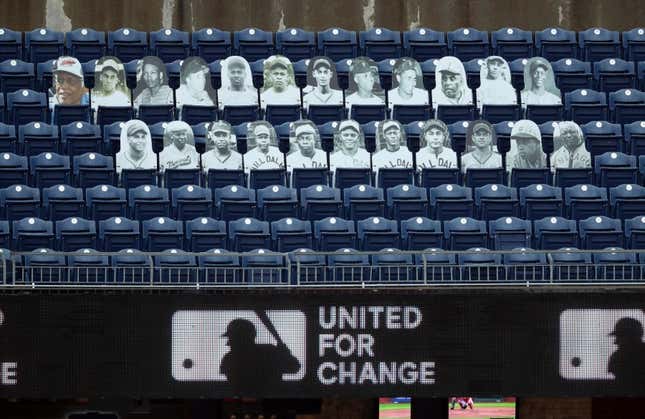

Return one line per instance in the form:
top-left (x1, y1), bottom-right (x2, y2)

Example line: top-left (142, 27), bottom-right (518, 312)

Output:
top-left (359, 185), bottom-right (366, 192)
top-left (299, 248), bottom-right (308, 252)
top-left (71, 218), bottom-right (78, 224)
top-left (536, 184), bottom-right (543, 191)
top-left (507, 28), bottom-right (513, 34)
top-left (290, 29), bottom-right (297, 35)
top-left (626, 184), bottom-right (633, 191)
top-left (201, 218), bottom-right (208, 224)
top-left (641, 216), bottom-right (645, 223)
top-left (81, 29), bottom-right (88, 36)
top-left (520, 248), bottom-right (526, 252)
top-left (258, 249), bottom-right (265, 254)
top-left (550, 28), bottom-right (557, 35)
top-left (144, 185), bottom-right (151, 192)
top-left (389, 59), bottom-right (395, 65)
top-left (581, 185), bottom-right (588, 191)
top-left (119, 122), bottom-right (125, 128)
top-left (28, 218), bottom-right (35, 224)
top-left (315, 185), bottom-right (323, 192)
top-left (231, 186), bottom-right (238, 192)
top-left (611, 152), bottom-right (618, 159)
top-left (522, 59), bottom-right (527, 65)
top-left (332, 29), bottom-right (339, 35)
top-left (101, 185), bottom-right (108, 192)
top-left (433, 59), bottom-right (439, 65)
top-left (463, 29), bottom-right (470, 35)
top-left (376, 28), bottom-right (382, 35)
top-left (581, 90), bottom-right (587, 96)
top-left (88, 153), bottom-right (96, 161)
top-left (272, 186), bottom-right (279, 192)
top-left (446, 185), bottom-right (453, 191)
top-left (462, 121), bottom-right (469, 128)
top-left (372, 217), bottom-right (380, 224)
top-left (34, 122), bottom-right (41, 129)
top-left (22, 90), bottom-right (28, 96)
top-left (595, 216), bottom-right (602, 223)
top-left (286, 218), bottom-right (293, 225)
top-left (158, 218), bottom-right (165, 224)
top-left (170, 249), bottom-right (177, 253)
top-left (45, 153), bottom-right (52, 159)
top-left (39, 29), bottom-right (46, 35)
top-left (2, 154), bottom-right (8, 160)
top-left (330, 217), bottom-right (337, 224)
top-left (244, 218), bottom-right (251, 225)
top-left (596, 122), bottom-right (603, 128)
top-left (402, 185), bottom-right (410, 192)
top-left (386, 248), bottom-right (394, 252)
top-left (419, 29), bottom-right (426, 35)
top-left (610, 59), bottom-right (616, 65)
top-left (213, 249), bottom-right (221, 253)
top-left (594, 29), bottom-right (601, 35)
top-left (416, 217), bottom-right (423, 224)
top-left (418, 121), bottom-right (424, 128)
top-left (507, 122), bottom-right (514, 127)
top-left (639, 29), bottom-right (645, 35)
top-left (115, 218), bottom-right (122, 224)
top-left (474, 248), bottom-right (481, 251)
top-left (83, 249), bottom-right (90, 253)
top-left (15, 186), bottom-right (21, 192)
top-left (187, 185), bottom-right (194, 192)
top-left (76, 122), bottom-right (83, 128)
top-left (491, 185), bottom-right (498, 191)
top-left (552, 122), bottom-right (558, 127)
top-left (566, 59), bottom-right (572, 65)
top-left (165, 29), bottom-right (172, 36)
top-left (126, 249), bottom-right (133, 253)
top-left (505, 217), bottom-right (512, 224)
top-left (460, 218), bottom-right (467, 224)
top-left (640, 121), bottom-right (645, 128)
top-left (477, 59), bottom-right (484, 66)
top-left (550, 217), bottom-right (557, 224)
top-left (0, 29), bottom-right (4, 35)
top-left (331, 122), bottom-right (338, 128)
top-left (626, 90), bottom-right (632, 96)
top-left (305, 59), bottom-right (310, 65)
top-left (343, 248), bottom-right (350, 253)
top-left (249, 29), bottom-right (256, 35)
top-left (58, 185), bottom-right (65, 192)
top-left (39, 248), bottom-right (47, 253)
top-left (123, 29), bottom-right (130, 35)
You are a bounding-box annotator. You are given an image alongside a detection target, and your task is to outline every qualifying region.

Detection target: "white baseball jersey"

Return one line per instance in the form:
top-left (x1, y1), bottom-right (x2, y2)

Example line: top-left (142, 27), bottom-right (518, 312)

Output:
top-left (116, 150), bottom-right (157, 174)
top-left (217, 87), bottom-right (258, 108)
top-left (159, 144), bottom-right (200, 172)
top-left (201, 150), bottom-right (244, 172)
top-left (303, 88), bottom-right (343, 108)
top-left (330, 148), bottom-right (371, 170)
top-left (372, 146), bottom-right (413, 169)
top-left (416, 147), bottom-right (458, 169)
top-left (387, 87), bottom-right (429, 108)
top-left (287, 149), bottom-right (328, 170)
top-left (260, 86), bottom-right (301, 109)
top-left (244, 146), bottom-right (285, 172)
top-left (460, 151), bottom-right (502, 174)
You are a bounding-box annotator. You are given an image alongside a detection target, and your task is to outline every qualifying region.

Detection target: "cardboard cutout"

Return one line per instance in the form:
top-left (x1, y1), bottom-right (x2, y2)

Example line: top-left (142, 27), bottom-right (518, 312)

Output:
top-left (286, 120), bottom-right (327, 170)
top-left (218, 56), bottom-right (258, 108)
top-left (176, 56), bottom-right (217, 109)
top-left (432, 56), bottom-right (473, 108)
top-left (133, 56), bottom-right (174, 108)
top-left (476, 56), bottom-right (517, 109)
top-left (302, 56), bottom-right (343, 109)
top-left (159, 121), bottom-right (199, 172)
top-left (461, 120), bottom-right (502, 174)
top-left (416, 119), bottom-right (458, 169)
top-left (506, 119), bottom-right (547, 171)
top-left (550, 121), bottom-right (591, 171)
top-left (345, 57), bottom-right (385, 112)
top-left (330, 119), bottom-right (370, 170)
top-left (49, 56), bottom-right (89, 110)
top-left (521, 57), bottom-right (561, 107)
top-left (244, 121), bottom-right (284, 172)
top-left (388, 58), bottom-right (429, 109)
top-left (116, 119), bottom-right (157, 173)
top-left (372, 119), bottom-right (412, 169)
top-left (260, 55), bottom-right (300, 109)
top-left (91, 56), bottom-right (131, 110)
top-left (202, 120), bottom-right (243, 171)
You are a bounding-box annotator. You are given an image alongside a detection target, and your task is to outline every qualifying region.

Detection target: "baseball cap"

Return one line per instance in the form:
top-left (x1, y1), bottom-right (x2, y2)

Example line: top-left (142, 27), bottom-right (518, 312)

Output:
top-left (54, 56), bottom-right (83, 79)
top-left (312, 58), bottom-right (332, 71)
top-left (165, 120), bottom-right (190, 133)
top-left (382, 120), bottom-right (400, 133)
top-left (423, 119), bottom-right (448, 133)
top-left (471, 121), bottom-right (492, 134)
top-left (208, 121), bottom-right (231, 134)
top-left (394, 58), bottom-right (420, 76)
top-left (98, 58), bottom-right (121, 73)
top-left (529, 57), bottom-right (550, 73)
top-left (227, 56), bottom-right (247, 69)
top-left (338, 120), bottom-right (360, 134)
top-left (126, 120), bottom-right (148, 137)
top-left (268, 56), bottom-right (291, 71)
top-left (511, 120), bottom-right (541, 141)
top-left (436, 56), bottom-right (464, 75)
top-left (351, 59), bottom-right (378, 75)
top-left (295, 124), bottom-right (316, 137)
top-left (486, 56), bottom-right (506, 64)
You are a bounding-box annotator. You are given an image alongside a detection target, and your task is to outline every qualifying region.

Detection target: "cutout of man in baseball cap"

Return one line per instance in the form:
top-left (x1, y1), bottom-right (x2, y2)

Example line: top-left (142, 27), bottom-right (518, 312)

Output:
top-left (91, 56), bottom-right (131, 111)
top-left (218, 56), bottom-right (258, 108)
top-left (287, 120), bottom-right (327, 170)
top-left (551, 121), bottom-right (591, 171)
top-left (388, 58), bottom-right (428, 108)
top-left (330, 119), bottom-right (371, 170)
top-left (50, 56), bottom-right (89, 107)
top-left (521, 57), bottom-right (561, 107)
top-left (476, 56), bottom-right (517, 109)
top-left (372, 120), bottom-right (412, 169)
top-left (303, 57), bottom-right (343, 109)
top-left (507, 119), bottom-right (546, 170)
top-left (432, 56), bottom-right (473, 107)
top-left (202, 120), bottom-right (243, 171)
top-left (345, 57), bottom-right (385, 111)
top-left (461, 120), bottom-right (501, 174)
top-left (260, 55), bottom-right (300, 108)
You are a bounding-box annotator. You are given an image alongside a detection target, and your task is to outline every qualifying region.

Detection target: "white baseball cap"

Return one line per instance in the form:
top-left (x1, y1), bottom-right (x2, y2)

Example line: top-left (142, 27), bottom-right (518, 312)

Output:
top-left (54, 56), bottom-right (83, 79)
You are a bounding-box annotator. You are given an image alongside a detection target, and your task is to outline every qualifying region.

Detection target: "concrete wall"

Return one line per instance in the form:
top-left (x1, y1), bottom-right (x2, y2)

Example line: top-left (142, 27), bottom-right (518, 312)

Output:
top-left (4, 0), bottom-right (645, 33)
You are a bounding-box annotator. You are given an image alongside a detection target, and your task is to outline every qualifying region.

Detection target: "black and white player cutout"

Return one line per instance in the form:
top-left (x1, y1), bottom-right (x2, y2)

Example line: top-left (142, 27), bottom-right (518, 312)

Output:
top-left (260, 55), bottom-right (301, 109)
top-left (330, 120), bottom-right (371, 171)
top-left (175, 57), bottom-right (217, 109)
top-left (345, 57), bottom-right (385, 113)
top-left (116, 119), bottom-right (157, 173)
top-left (201, 120), bottom-right (243, 172)
top-left (560, 309), bottom-right (645, 385)
top-left (302, 56), bottom-right (343, 109)
top-left (506, 119), bottom-right (546, 171)
top-left (432, 56), bottom-right (473, 108)
top-left (159, 121), bottom-right (199, 172)
top-left (461, 120), bottom-right (502, 174)
top-left (416, 119), bottom-right (458, 169)
top-left (218, 56), bottom-right (258, 108)
top-left (388, 57), bottom-right (429, 109)
top-left (372, 120), bottom-right (412, 169)
top-left (91, 56), bottom-right (131, 112)
top-left (133, 56), bottom-right (174, 109)
top-left (550, 121), bottom-right (591, 171)
top-left (286, 120), bottom-right (327, 170)
top-left (521, 57), bottom-right (562, 107)
top-left (171, 310), bottom-right (305, 391)
top-left (476, 56), bottom-right (517, 110)
top-left (244, 121), bottom-right (284, 172)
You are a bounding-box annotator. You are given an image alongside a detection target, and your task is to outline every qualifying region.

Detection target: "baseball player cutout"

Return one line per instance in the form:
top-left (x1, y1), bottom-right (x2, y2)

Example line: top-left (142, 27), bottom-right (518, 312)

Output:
top-left (416, 119), bottom-right (458, 170)
top-left (302, 56), bottom-right (343, 109)
top-left (175, 56), bottom-right (217, 110)
top-left (48, 56), bottom-right (90, 123)
top-left (521, 57), bottom-right (562, 107)
top-left (201, 120), bottom-right (243, 172)
top-left (260, 55), bottom-right (301, 109)
top-left (388, 58), bottom-right (429, 109)
top-left (461, 120), bottom-right (502, 174)
top-left (372, 120), bottom-right (413, 169)
top-left (432, 56), bottom-right (473, 108)
top-left (133, 56), bottom-right (174, 109)
top-left (91, 56), bottom-right (131, 115)
top-left (330, 119), bottom-right (371, 170)
top-left (550, 121), bottom-right (591, 171)
top-left (116, 119), bottom-right (157, 174)
top-left (244, 121), bottom-right (285, 172)
top-left (476, 56), bottom-right (517, 110)
top-left (345, 57), bottom-right (385, 114)
top-left (159, 121), bottom-right (200, 172)
top-left (286, 120), bottom-right (327, 170)
top-left (218, 56), bottom-right (258, 108)
top-left (506, 119), bottom-right (547, 171)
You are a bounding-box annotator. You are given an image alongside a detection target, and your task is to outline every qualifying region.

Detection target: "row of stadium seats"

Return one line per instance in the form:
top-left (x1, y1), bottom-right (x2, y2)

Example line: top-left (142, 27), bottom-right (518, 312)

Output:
top-left (9, 245), bottom-right (645, 285)
top-left (2, 26), bottom-right (645, 64)
top-left (2, 182), bottom-right (645, 222)
top-left (4, 213), bottom-right (645, 252)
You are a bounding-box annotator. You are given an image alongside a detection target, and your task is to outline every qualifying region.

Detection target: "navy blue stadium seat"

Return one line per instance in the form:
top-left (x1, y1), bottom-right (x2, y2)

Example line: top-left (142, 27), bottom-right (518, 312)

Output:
top-left (307, 104), bottom-right (345, 125)
top-left (25, 28), bottom-right (64, 63)
top-left (420, 58), bottom-right (438, 90)
top-left (578, 28), bottom-right (621, 62)
top-left (7, 89), bottom-right (47, 126)
top-left (23, 248), bottom-right (66, 283)
top-left (229, 217), bottom-right (271, 252)
top-left (357, 216), bottom-right (399, 251)
top-left (42, 184), bottom-right (84, 221)
top-left (579, 215), bottom-right (623, 250)
top-left (377, 168), bottom-right (415, 190)
top-left (99, 216), bottom-right (140, 251)
top-left (288, 248), bottom-right (327, 284)
top-left (458, 247), bottom-right (503, 282)
top-left (214, 185), bottom-right (256, 221)
top-left (463, 58), bottom-right (482, 89)
top-left (503, 248), bottom-right (548, 282)
top-left (401, 216), bottom-right (442, 250)
top-left (564, 184), bottom-right (608, 220)
top-left (249, 168), bottom-right (287, 189)
top-left (163, 167), bottom-right (201, 192)
top-left (128, 184), bottom-right (170, 220)
top-left (436, 104), bottom-right (477, 126)
top-left (123, 59), bottom-right (140, 90)
top-left (594, 151), bottom-right (638, 188)
top-left (608, 88), bottom-right (645, 124)
top-left (120, 168), bottom-right (158, 190)
top-left (276, 28), bottom-right (316, 62)
top-left (371, 248), bottom-right (415, 283)
top-left (416, 248), bottom-right (457, 282)
top-left (519, 184), bottom-right (563, 220)
top-left (580, 120), bottom-right (621, 158)
top-left (403, 28), bottom-right (447, 62)
top-left (68, 248), bottom-right (110, 284)
top-left (314, 216), bottom-right (356, 251)
top-left (534, 27), bottom-right (578, 61)
top-left (625, 215), bottom-right (645, 249)
top-left (594, 247), bottom-right (638, 280)
top-left (180, 105), bottom-right (218, 126)
top-left (37, 58), bottom-right (57, 92)
top-left (533, 216), bottom-right (578, 250)
top-left (333, 58), bottom-right (351, 90)
top-left (509, 58), bottom-right (528, 91)
top-left (264, 104), bottom-right (302, 125)
top-left (359, 28), bottom-right (402, 61)
top-left (489, 216), bottom-right (532, 250)
top-left (192, 28), bottom-right (232, 62)
top-left (13, 217), bottom-right (54, 251)
top-left (447, 28), bottom-right (489, 61)
top-left (610, 184), bottom-right (645, 220)
top-left (552, 58), bottom-right (594, 94)
top-left (0, 152), bottom-right (28, 188)
top-left (271, 217), bottom-right (313, 252)
top-left (61, 121), bottom-right (102, 155)
top-left (299, 184), bottom-right (342, 221)
top-left (419, 167), bottom-right (460, 189)
top-left (0, 28), bottom-right (23, 62)
top-left (108, 28), bottom-right (148, 63)
top-left (142, 217), bottom-right (183, 252)
top-left (256, 184), bottom-right (298, 222)
top-left (164, 59), bottom-right (181, 89)
top-left (102, 121), bottom-right (123, 155)
top-left (221, 104), bottom-right (260, 125)
top-left (234, 28), bottom-right (274, 61)
top-left (149, 28), bottom-right (190, 63)
top-left (491, 27), bottom-right (533, 61)
top-left (564, 89), bottom-right (608, 124)
top-left (85, 184), bottom-right (127, 220)
top-left (593, 59), bottom-right (636, 94)
top-left (0, 184), bottom-right (40, 221)
top-left (386, 184), bottom-right (428, 220)
top-left (318, 28), bottom-right (358, 62)
top-left (475, 184), bottom-right (519, 220)
top-left (138, 105), bottom-right (175, 126)
top-left (73, 152), bottom-right (115, 188)
top-left (0, 123), bottom-right (17, 152)
top-left (327, 247), bottom-right (370, 283)
top-left (112, 248), bottom-right (151, 284)
top-left (444, 217), bottom-right (487, 251)
top-left (55, 217), bottom-right (97, 251)
top-left (343, 184), bottom-right (385, 221)
top-left (19, 121), bottom-right (59, 158)
top-left (171, 184), bottom-right (212, 220)
top-left (464, 169), bottom-right (506, 189)
top-left (95, 104), bottom-right (134, 128)
top-left (524, 103), bottom-right (563, 125)
top-left (66, 28), bottom-right (106, 62)
top-left (198, 248), bottom-right (241, 284)
top-left (623, 28), bottom-right (645, 62)
top-left (623, 120), bottom-right (645, 156)
top-left (207, 168), bottom-right (247, 191)
top-left (549, 247), bottom-right (593, 281)
top-left (29, 152), bottom-right (71, 188)
top-left (429, 184), bottom-right (474, 221)
top-left (153, 249), bottom-right (197, 284)
top-left (291, 168), bottom-right (331, 191)
top-left (185, 217), bottom-right (227, 252)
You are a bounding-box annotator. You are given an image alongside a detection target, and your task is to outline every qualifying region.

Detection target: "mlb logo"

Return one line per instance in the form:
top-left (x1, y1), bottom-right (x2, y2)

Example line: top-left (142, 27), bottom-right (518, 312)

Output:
top-left (559, 309), bottom-right (645, 380)
top-left (172, 310), bottom-right (306, 383)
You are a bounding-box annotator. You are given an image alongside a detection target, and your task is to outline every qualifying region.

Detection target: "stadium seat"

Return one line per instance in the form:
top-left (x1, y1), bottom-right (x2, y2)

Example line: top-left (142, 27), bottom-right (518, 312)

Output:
top-left (81, 59), bottom-right (97, 89)
top-left (594, 247), bottom-right (638, 280)
top-left (137, 104), bottom-right (175, 126)
top-left (68, 248), bottom-right (110, 284)
top-left (25, 28), bottom-right (64, 63)
top-left (163, 59), bottom-right (182, 89)
top-left (489, 216), bottom-right (532, 250)
top-left (314, 217), bottom-right (356, 251)
top-left (0, 152), bottom-right (28, 188)
top-left (552, 58), bottom-right (594, 94)
top-left (444, 217), bottom-right (487, 251)
top-left (464, 58), bottom-right (483, 89)
top-left (99, 216), bottom-right (140, 251)
top-left (185, 217), bottom-right (227, 252)
top-left (42, 184), bottom-right (84, 221)
top-left (386, 184), bottom-right (428, 220)
top-left (458, 247), bottom-right (503, 282)
top-left (624, 215), bottom-right (645, 249)
top-left (163, 167), bottom-right (201, 191)
top-left (524, 103), bottom-right (563, 125)
top-left (55, 217), bottom-right (97, 251)
top-left (594, 151), bottom-right (638, 188)
top-left (357, 216), bottom-right (399, 251)
top-left (234, 28), bottom-right (274, 61)
top-left (23, 248), bottom-right (66, 283)
top-left (123, 58), bottom-right (140, 89)
top-left (95, 105), bottom-right (134, 129)
top-left (291, 168), bottom-right (331, 191)
top-left (359, 28), bottom-right (402, 61)
top-left (142, 217), bottom-right (183, 252)
top-left (307, 104), bottom-right (345, 125)
top-left (149, 28), bottom-right (190, 63)
top-left (491, 27), bottom-right (533, 61)
top-left (579, 215), bottom-right (623, 250)
top-left (464, 169), bottom-right (506, 189)
top-left (402, 28), bottom-right (447, 62)
top-left (578, 28), bottom-right (621, 62)
top-left (593, 59), bottom-right (636, 94)
top-left (420, 58), bottom-right (438, 90)
top-left (153, 249), bottom-right (197, 284)
top-left (228, 217), bottom-right (271, 252)
top-left (327, 247), bottom-right (370, 283)
top-left (564, 89), bottom-right (608, 124)
top-left (192, 28), bottom-right (232, 62)
top-left (128, 185), bottom-right (170, 220)
top-left (36, 59), bottom-right (55, 93)
top-left (271, 217), bottom-right (313, 252)
top-left (419, 168), bottom-right (460, 189)
top-left (112, 248), bottom-right (151, 284)
top-left (0, 184), bottom-right (40, 221)
top-left (66, 28), bottom-right (106, 62)
top-left (519, 184), bottom-right (563, 220)
top-left (415, 248), bottom-right (457, 282)
top-left (249, 168), bottom-right (287, 190)
top-left (276, 28), bottom-right (316, 61)
top-left (120, 168), bottom-right (158, 190)
top-left (198, 248), bottom-right (241, 284)
top-left (108, 28), bottom-right (148, 63)
top-left (564, 184), bottom-right (608, 220)
top-left (377, 168), bottom-right (415, 191)
top-left (7, 89), bottom-right (47, 127)
top-left (623, 120), bottom-right (645, 156)
top-left (371, 248), bottom-right (415, 283)
top-left (85, 184), bottom-right (127, 220)
top-left (533, 216), bottom-right (578, 250)
top-left (0, 123), bottom-right (17, 152)
top-left (343, 184), bottom-right (385, 221)
top-left (287, 248), bottom-right (327, 284)
top-left (579, 120), bottom-right (621, 158)
top-left (291, 58), bottom-right (309, 89)
top-left (429, 184), bottom-right (474, 221)
top-left (503, 248), bottom-right (548, 282)
top-left (475, 184), bottom-right (519, 220)
top-left (318, 28), bottom-right (358, 62)
top-left (171, 184), bottom-right (212, 220)
top-left (0, 28), bottom-right (23, 62)
top-left (19, 121), bottom-right (59, 156)
top-left (609, 184), bottom-right (645, 220)
top-left (608, 88), bottom-right (645, 124)
top-left (13, 217), bottom-right (54, 251)
top-left (299, 184), bottom-right (342, 221)
top-left (401, 216), bottom-right (443, 250)
top-left (535, 27), bottom-right (578, 61)
top-left (73, 152), bottom-right (115, 189)
top-left (256, 185), bottom-right (298, 222)
top-left (623, 28), bottom-right (645, 62)
top-left (509, 58), bottom-right (528, 91)
top-left (102, 121), bottom-right (124, 155)
top-left (549, 247), bottom-right (593, 281)
top-left (61, 121), bottom-right (103, 156)
top-left (29, 152), bottom-right (71, 188)
top-left (214, 185), bottom-right (256, 221)
top-left (447, 28), bottom-right (490, 61)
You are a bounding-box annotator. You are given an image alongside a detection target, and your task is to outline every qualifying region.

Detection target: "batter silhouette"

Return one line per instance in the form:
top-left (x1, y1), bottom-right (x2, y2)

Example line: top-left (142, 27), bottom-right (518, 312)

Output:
top-left (220, 318), bottom-right (300, 393)
top-left (608, 317), bottom-right (645, 386)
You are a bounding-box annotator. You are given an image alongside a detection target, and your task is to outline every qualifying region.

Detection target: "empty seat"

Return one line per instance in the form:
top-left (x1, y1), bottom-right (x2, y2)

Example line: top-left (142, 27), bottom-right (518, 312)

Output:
top-left (214, 185), bottom-right (256, 221)
top-left (276, 28), bottom-right (316, 61)
top-left (61, 121), bottom-right (103, 156)
top-left (371, 248), bottom-right (415, 283)
top-left (534, 216), bottom-right (578, 250)
top-left (13, 217), bottom-right (54, 251)
top-left (257, 185), bottom-right (298, 222)
top-left (343, 184), bottom-right (385, 221)
top-left (549, 247), bottom-right (593, 281)
top-left (564, 184), bottom-right (609, 221)
top-left (192, 28), bottom-right (232, 62)
top-left (66, 28), bottom-right (106, 62)
top-left (625, 215), bottom-right (645, 249)
top-left (552, 58), bottom-right (594, 94)
top-left (185, 217), bottom-right (227, 252)
top-left (25, 28), bottom-right (64, 63)
top-left (403, 28), bottom-right (447, 62)
top-left (535, 27), bottom-right (578, 61)
top-left (579, 215), bottom-right (623, 250)
top-left (0, 152), bottom-right (28, 188)
top-left (112, 248), bottom-right (151, 284)
top-left (318, 28), bottom-right (358, 62)
top-left (578, 28), bottom-right (621, 62)
top-left (594, 151), bottom-right (638, 188)
top-left (23, 248), bottom-right (66, 283)
top-left (0, 184), bottom-right (40, 221)
top-left (458, 247), bottom-right (503, 282)
top-left (623, 120), bottom-right (645, 156)
top-left (429, 184), bottom-right (474, 221)
top-left (271, 217), bottom-right (312, 252)
top-left (198, 248), bottom-right (240, 284)
top-left (153, 249), bottom-right (197, 284)
top-left (300, 184), bottom-right (342, 221)
top-left (142, 217), bottom-right (183, 252)
top-left (359, 28), bottom-right (402, 61)
top-left (503, 248), bottom-right (548, 282)
top-left (593, 58), bottom-right (635, 94)
top-left (610, 184), bottom-right (645, 220)
top-left (99, 216), bottom-right (140, 251)
top-left (30, 152), bottom-right (71, 190)
top-left (327, 247), bottom-right (370, 282)
top-left (128, 184), bottom-right (170, 220)
top-left (108, 28), bottom-right (148, 63)
top-left (149, 28), bottom-right (190, 63)
top-left (55, 217), bottom-right (96, 251)
top-left (0, 123), bottom-right (17, 152)
top-left (73, 152), bottom-right (115, 189)
top-left (0, 28), bottom-right (23, 62)
top-left (564, 89), bottom-right (608, 124)
top-left (491, 27), bottom-right (533, 61)
top-left (623, 28), bottom-right (645, 62)
top-left (7, 89), bottom-right (47, 126)
top-left (608, 88), bottom-right (645, 124)
top-left (401, 216), bottom-right (442, 250)
top-left (594, 247), bottom-right (638, 280)
top-left (234, 28), bottom-right (274, 61)
top-left (580, 120), bottom-right (621, 158)
top-left (447, 28), bottom-right (489, 61)
top-left (19, 122), bottom-right (59, 156)
top-left (489, 216), bottom-right (532, 250)
top-left (86, 184), bottom-right (127, 220)
top-left (386, 184), bottom-right (428, 220)
top-left (357, 216), bottom-right (399, 251)
top-left (42, 184), bottom-right (84, 221)
top-left (171, 184), bottom-right (212, 220)
top-left (229, 217), bottom-right (271, 252)
top-left (475, 184), bottom-right (519, 220)
top-left (519, 184), bottom-right (563, 220)
top-left (68, 248), bottom-right (110, 284)
top-left (314, 216), bottom-right (356, 251)
top-left (444, 217), bottom-right (487, 251)
top-left (0, 59), bottom-right (36, 96)
top-left (415, 248), bottom-right (457, 282)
